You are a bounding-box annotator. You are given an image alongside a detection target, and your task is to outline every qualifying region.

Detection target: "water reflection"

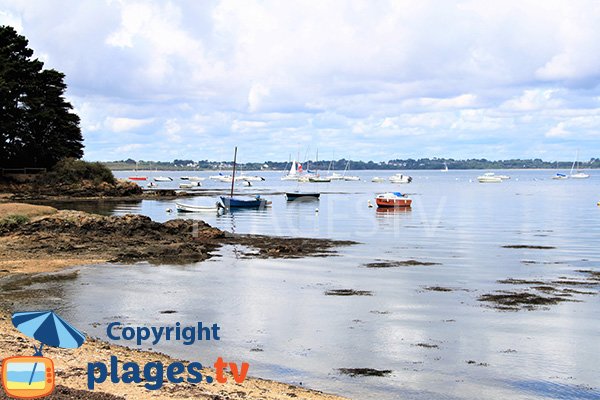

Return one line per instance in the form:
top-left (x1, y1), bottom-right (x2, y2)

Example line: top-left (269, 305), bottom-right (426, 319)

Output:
top-left (13, 170), bottom-right (600, 400)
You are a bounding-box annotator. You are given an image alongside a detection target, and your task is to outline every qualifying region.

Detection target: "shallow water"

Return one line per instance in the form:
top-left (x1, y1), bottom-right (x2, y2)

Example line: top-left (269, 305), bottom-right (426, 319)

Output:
top-left (14, 170), bottom-right (600, 399)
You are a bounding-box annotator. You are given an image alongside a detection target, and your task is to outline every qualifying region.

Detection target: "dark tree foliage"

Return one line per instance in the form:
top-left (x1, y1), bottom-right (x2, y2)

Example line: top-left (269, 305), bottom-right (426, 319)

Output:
top-left (0, 25), bottom-right (83, 168)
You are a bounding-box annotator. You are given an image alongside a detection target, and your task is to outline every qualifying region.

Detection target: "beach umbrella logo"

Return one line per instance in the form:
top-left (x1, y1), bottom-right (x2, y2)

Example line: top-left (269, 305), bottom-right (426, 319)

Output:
top-left (1, 311), bottom-right (86, 399)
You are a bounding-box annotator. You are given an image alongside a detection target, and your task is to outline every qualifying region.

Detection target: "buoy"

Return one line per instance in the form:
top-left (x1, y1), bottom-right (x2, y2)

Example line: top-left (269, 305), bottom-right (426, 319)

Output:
top-left (166, 208), bottom-right (172, 213)
top-left (367, 200), bottom-right (373, 208)
top-left (315, 208), bottom-right (319, 213)
top-left (597, 201), bottom-right (600, 206)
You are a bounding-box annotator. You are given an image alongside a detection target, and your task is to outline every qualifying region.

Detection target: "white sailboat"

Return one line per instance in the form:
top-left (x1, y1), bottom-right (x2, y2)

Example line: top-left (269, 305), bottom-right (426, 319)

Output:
top-left (441, 162), bottom-right (448, 172)
top-left (570, 151), bottom-right (590, 179)
top-left (342, 161), bottom-right (360, 181)
top-left (281, 160), bottom-right (302, 181)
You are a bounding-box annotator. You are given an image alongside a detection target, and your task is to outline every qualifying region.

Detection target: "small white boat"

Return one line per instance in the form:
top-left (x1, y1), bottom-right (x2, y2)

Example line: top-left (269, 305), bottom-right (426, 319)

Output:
top-left (154, 176), bottom-right (173, 182)
top-left (179, 182), bottom-right (202, 189)
top-left (477, 173), bottom-right (502, 183)
top-left (389, 173), bottom-right (412, 184)
top-left (181, 176), bottom-right (205, 181)
top-left (309, 175), bottom-right (331, 183)
top-left (571, 172), bottom-right (590, 179)
top-left (327, 172), bottom-right (345, 181)
top-left (238, 174), bottom-right (265, 182)
top-left (441, 162), bottom-right (449, 172)
top-left (371, 177), bottom-right (385, 183)
top-left (344, 175), bottom-right (360, 181)
top-left (176, 202), bottom-right (221, 212)
top-left (215, 175), bottom-right (234, 183)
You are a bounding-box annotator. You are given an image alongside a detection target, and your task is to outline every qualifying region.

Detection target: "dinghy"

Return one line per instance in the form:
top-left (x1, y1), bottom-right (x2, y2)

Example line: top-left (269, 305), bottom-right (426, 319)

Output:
top-left (176, 202), bottom-right (220, 212)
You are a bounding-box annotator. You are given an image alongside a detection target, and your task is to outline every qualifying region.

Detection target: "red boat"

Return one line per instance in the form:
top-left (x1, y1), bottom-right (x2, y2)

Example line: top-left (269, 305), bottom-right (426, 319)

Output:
top-left (375, 192), bottom-right (412, 208)
top-left (128, 176), bottom-right (147, 181)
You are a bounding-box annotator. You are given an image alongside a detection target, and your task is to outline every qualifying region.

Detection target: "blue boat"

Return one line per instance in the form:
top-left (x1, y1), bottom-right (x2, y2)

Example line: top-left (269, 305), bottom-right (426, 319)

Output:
top-left (220, 196), bottom-right (267, 209)
top-left (221, 147), bottom-right (270, 209)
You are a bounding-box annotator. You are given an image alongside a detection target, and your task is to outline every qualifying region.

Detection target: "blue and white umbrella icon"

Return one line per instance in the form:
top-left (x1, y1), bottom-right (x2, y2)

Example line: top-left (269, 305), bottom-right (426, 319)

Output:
top-left (12, 311), bottom-right (86, 385)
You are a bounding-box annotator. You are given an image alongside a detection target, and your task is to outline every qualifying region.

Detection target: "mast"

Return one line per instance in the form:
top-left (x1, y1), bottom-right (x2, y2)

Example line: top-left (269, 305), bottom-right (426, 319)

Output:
top-left (230, 147), bottom-right (237, 198)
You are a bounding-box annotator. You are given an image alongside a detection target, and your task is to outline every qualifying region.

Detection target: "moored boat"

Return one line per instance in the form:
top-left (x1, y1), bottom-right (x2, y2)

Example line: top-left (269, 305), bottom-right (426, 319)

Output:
top-left (176, 202), bottom-right (220, 212)
top-left (281, 160), bottom-right (302, 181)
top-left (221, 147), bottom-right (270, 209)
top-left (309, 176), bottom-right (331, 183)
top-left (154, 176), bottom-right (173, 182)
top-left (371, 177), bottom-right (385, 183)
top-left (179, 182), bottom-right (202, 189)
top-left (477, 173), bottom-right (502, 183)
top-left (389, 173), bottom-right (412, 184)
top-left (220, 196), bottom-right (268, 208)
top-left (238, 174), bottom-right (265, 181)
top-left (327, 172), bottom-right (345, 181)
top-left (375, 192), bottom-right (412, 208)
top-left (285, 192), bottom-right (320, 201)
top-left (570, 150), bottom-right (590, 179)
top-left (129, 176), bottom-right (147, 181)
top-left (571, 172), bottom-right (590, 179)
top-left (552, 173), bottom-right (568, 180)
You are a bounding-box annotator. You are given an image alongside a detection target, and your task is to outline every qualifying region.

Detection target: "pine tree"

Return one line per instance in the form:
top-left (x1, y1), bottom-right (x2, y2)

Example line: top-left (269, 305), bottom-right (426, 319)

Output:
top-left (0, 25), bottom-right (83, 168)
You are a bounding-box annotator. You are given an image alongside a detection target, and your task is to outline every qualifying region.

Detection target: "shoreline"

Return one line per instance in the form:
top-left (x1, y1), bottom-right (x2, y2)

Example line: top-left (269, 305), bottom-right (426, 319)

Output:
top-left (0, 309), bottom-right (346, 400)
top-left (0, 204), bottom-right (353, 399)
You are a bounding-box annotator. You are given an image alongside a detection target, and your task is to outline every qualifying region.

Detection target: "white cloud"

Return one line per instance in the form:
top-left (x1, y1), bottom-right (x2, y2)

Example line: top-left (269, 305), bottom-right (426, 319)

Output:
top-left (3, 0), bottom-right (600, 161)
top-left (546, 122), bottom-right (571, 138)
top-left (105, 117), bottom-right (154, 132)
top-left (501, 89), bottom-right (563, 111)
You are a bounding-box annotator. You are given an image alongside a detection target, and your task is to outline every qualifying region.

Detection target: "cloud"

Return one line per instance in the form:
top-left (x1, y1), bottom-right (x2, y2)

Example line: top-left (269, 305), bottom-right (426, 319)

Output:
top-left (545, 122), bottom-right (570, 138)
top-left (105, 117), bottom-right (154, 132)
top-left (3, 0), bottom-right (600, 161)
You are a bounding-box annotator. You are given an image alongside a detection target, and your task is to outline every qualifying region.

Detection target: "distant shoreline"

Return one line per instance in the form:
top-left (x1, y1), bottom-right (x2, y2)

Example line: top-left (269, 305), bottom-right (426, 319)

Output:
top-left (106, 167), bottom-right (599, 172)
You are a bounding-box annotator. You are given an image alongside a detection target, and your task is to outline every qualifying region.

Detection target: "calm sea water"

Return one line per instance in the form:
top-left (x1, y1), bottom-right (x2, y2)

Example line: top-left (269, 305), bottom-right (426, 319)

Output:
top-left (17, 170), bottom-right (600, 399)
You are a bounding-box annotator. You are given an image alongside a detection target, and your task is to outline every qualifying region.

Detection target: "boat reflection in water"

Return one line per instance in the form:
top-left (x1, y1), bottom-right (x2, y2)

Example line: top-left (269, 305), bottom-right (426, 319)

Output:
top-left (375, 206), bottom-right (412, 214)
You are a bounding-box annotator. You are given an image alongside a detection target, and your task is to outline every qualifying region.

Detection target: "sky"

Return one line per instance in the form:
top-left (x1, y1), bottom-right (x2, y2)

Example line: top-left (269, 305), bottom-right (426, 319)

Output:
top-left (1, 0), bottom-right (600, 163)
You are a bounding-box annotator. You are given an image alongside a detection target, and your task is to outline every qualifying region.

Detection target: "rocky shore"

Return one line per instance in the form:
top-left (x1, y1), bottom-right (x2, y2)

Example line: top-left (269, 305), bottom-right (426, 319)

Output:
top-left (0, 204), bottom-right (354, 274)
top-left (0, 203), bottom-right (353, 399)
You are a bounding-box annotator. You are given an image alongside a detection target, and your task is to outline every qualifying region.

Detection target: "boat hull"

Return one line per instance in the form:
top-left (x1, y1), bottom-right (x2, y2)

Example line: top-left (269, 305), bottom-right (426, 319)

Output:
top-left (129, 176), bottom-right (147, 181)
top-left (285, 192), bottom-right (320, 201)
top-left (375, 198), bottom-right (412, 208)
top-left (176, 202), bottom-right (219, 212)
top-left (220, 196), bottom-right (267, 209)
top-left (477, 177), bottom-right (502, 183)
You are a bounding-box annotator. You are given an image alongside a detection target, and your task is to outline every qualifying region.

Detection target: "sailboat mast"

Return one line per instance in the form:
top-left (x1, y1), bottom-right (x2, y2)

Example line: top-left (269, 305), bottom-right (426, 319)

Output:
top-left (230, 147), bottom-right (237, 198)
top-left (570, 151), bottom-right (577, 175)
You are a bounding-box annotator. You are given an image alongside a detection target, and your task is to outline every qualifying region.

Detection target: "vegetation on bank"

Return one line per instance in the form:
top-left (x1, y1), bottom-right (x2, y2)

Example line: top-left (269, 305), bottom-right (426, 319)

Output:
top-left (103, 157), bottom-right (600, 171)
top-left (44, 158), bottom-right (116, 185)
top-left (0, 214), bottom-right (29, 229)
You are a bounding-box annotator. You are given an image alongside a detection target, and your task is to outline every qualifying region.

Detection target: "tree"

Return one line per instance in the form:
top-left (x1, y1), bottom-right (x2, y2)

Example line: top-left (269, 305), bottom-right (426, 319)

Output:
top-left (0, 25), bottom-right (83, 168)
